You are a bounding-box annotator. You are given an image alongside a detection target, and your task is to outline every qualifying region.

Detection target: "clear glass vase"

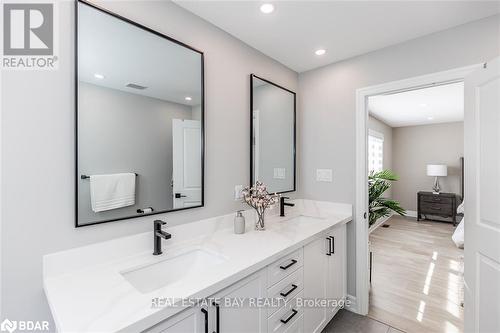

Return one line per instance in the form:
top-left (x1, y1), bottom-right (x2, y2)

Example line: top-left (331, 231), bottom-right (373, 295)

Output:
top-left (255, 209), bottom-right (265, 231)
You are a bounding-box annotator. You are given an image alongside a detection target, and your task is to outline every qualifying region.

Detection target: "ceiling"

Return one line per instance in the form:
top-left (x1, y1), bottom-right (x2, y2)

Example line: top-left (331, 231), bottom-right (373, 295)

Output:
top-left (78, 2), bottom-right (202, 106)
top-left (368, 82), bottom-right (464, 127)
top-left (176, 1), bottom-right (499, 73)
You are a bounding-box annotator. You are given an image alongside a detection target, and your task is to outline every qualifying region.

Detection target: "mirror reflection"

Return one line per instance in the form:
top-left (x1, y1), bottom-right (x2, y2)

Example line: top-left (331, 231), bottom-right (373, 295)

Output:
top-left (76, 1), bottom-right (204, 226)
top-left (251, 75), bottom-right (296, 194)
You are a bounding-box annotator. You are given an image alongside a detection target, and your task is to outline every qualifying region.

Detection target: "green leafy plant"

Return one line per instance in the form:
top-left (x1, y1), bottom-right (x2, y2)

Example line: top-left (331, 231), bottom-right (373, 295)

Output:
top-left (369, 170), bottom-right (406, 226)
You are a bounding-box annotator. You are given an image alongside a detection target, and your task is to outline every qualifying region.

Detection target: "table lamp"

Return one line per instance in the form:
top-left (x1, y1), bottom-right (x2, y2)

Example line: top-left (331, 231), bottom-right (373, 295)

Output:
top-left (427, 164), bottom-right (448, 194)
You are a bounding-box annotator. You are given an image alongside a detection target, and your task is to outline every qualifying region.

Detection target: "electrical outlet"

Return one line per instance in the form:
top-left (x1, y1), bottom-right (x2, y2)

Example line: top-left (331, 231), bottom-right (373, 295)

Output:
top-left (234, 185), bottom-right (243, 200)
top-left (316, 169), bottom-right (333, 182)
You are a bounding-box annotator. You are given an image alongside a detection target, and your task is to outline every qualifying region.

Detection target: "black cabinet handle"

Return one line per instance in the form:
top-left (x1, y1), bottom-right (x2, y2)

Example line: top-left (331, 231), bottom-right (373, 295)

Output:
top-left (201, 308), bottom-right (208, 333)
top-left (280, 309), bottom-right (298, 324)
top-left (175, 193), bottom-right (187, 198)
top-left (326, 237), bottom-right (332, 256)
top-left (280, 284), bottom-right (298, 297)
top-left (329, 236), bottom-right (335, 254)
top-left (212, 302), bottom-right (220, 333)
top-left (280, 259), bottom-right (297, 270)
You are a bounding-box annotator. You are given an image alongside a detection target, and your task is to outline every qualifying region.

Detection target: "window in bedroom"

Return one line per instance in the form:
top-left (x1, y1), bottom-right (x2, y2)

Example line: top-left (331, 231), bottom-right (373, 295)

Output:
top-left (368, 129), bottom-right (384, 174)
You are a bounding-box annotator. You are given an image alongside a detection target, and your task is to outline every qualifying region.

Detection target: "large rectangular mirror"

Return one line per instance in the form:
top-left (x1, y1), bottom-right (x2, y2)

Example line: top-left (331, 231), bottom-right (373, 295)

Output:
top-left (250, 74), bottom-right (296, 194)
top-left (76, 0), bottom-right (204, 226)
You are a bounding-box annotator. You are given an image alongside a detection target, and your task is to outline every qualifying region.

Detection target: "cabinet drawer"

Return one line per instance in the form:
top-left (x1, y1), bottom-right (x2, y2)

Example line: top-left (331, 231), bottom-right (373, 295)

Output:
top-left (420, 195), bottom-right (452, 205)
top-left (268, 291), bottom-right (303, 333)
top-left (268, 249), bottom-right (303, 286)
top-left (267, 267), bottom-right (303, 316)
top-left (420, 202), bottom-right (453, 215)
top-left (283, 315), bottom-right (303, 333)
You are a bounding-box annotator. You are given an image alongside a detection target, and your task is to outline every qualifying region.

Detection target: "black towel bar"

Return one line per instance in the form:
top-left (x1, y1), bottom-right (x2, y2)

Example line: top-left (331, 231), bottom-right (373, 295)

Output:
top-left (80, 173), bottom-right (138, 180)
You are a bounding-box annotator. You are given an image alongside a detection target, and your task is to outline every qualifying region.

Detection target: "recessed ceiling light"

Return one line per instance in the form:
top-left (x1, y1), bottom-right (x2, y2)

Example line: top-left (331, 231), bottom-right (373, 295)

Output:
top-left (420, 103), bottom-right (428, 107)
top-left (260, 3), bottom-right (274, 14)
top-left (185, 96), bottom-right (192, 101)
top-left (427, 116), bottom-right (434, 120)
top-left (315, 49), bottom-right (326, 56)
top-left (94, 73), bottom-right (105, 80)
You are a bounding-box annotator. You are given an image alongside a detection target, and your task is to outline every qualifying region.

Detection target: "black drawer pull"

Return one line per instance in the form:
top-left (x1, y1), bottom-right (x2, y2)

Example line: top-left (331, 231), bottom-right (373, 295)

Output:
top-left (280, 284), bottom-right (298, 297)
top-left (280, 309), bottom-right (298, 324)
top-left (329, 236), bottom-right (335, 254)
top-left (326, 237), bottom-right (332, 256)
top-left (201, 308), bottom-right (208, 333)
top-left (280, 259), bottom-right (298, 270)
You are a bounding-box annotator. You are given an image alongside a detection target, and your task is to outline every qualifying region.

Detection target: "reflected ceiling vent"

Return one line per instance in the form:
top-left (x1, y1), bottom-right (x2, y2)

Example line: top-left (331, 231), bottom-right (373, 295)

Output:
top-left (126, 83), bottom-right (147, 90)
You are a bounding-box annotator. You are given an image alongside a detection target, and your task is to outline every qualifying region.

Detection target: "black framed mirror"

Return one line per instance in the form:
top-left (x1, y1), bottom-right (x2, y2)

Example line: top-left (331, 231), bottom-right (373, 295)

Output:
top-left (76, 0), bottom-right (204, 227)
top-left (250, 74), bottom-right (296, 194)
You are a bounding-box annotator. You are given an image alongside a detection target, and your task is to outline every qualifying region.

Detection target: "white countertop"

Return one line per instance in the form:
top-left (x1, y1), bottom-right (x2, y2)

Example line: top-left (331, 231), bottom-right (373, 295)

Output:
top-left (43, 199), bottom-right (352, 332)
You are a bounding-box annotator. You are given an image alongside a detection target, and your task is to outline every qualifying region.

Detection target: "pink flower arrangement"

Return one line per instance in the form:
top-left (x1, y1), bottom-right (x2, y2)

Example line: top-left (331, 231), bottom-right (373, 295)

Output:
top-left (241, 181), bottom-right (279, 230)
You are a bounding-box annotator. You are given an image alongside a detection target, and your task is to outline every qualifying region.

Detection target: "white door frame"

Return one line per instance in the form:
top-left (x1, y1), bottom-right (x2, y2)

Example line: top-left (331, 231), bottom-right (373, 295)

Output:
top-left (354, 64), bottom-right (481, 315)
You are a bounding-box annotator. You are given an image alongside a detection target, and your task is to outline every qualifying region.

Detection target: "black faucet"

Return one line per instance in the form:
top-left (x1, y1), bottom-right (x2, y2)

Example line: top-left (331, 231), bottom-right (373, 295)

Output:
top-left (153, 220), bottom-right (171, 255)
top-left (280, 197), bottom-right (295, 217)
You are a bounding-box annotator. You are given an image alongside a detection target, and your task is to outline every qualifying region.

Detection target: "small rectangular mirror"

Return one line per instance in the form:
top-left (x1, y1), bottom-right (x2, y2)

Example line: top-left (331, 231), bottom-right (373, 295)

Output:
top-left (250, 74), bottom-right (296, 193)
top-left (76, 1), bottom-right (204, 226)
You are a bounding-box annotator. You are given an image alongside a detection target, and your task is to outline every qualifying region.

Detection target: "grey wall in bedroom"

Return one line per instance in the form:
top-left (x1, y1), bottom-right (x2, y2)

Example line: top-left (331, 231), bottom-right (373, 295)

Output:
top-left (392, 122), bottom-right (464, 212)
top-left (298, 14), bottom-right (499, 297)
top-left (367, 115), bottom-right (393, 197)
top-left (78, 82), bottom-right (195, 224)
top-left (0, 0), bottom-right (298, 325)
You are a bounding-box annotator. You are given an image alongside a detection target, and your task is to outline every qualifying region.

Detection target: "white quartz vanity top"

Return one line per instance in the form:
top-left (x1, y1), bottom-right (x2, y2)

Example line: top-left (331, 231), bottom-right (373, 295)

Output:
top-left (43, 200), bottom-right (352, 332)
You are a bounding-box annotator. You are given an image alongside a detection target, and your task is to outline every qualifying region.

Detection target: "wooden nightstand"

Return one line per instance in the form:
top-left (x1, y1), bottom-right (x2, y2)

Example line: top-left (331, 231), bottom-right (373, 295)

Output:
top-left (417, 191), bottom-right (461, 226)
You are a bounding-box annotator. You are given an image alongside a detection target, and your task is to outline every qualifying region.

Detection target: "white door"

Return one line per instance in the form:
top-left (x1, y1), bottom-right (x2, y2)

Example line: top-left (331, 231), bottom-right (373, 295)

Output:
top-left (172, 119), bottom-right (202, 209)
top-left (464, 58), bottom-right (500, 333)
top-left (303, 236), bottom-right (329, 333)
top-left (212, 269), bottom-right (267, 333)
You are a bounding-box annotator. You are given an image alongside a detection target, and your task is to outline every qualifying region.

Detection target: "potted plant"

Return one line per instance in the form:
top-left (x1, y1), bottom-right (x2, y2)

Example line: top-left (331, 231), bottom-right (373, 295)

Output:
top-left (369, 170), bottom-right (406, 227)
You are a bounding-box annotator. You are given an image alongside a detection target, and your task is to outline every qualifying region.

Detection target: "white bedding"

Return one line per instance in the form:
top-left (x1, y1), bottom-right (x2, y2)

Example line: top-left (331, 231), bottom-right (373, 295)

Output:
top-left (452, 201), bottom-right (465, 248)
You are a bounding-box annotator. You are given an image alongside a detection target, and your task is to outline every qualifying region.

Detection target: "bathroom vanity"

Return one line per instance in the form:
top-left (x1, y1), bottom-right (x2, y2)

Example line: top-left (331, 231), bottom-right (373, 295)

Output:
top-left (44, 200), bottom-right (351, 333)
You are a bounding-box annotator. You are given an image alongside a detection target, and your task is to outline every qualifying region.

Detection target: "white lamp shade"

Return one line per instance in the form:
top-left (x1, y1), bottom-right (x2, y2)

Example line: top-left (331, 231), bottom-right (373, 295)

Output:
top-left (427, 164), bottom-right (448, 177)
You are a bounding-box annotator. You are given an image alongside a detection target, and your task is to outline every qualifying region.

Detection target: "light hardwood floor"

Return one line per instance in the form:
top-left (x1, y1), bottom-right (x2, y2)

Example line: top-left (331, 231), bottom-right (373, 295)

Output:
top-left (368, 216), bottom-right (464, 333)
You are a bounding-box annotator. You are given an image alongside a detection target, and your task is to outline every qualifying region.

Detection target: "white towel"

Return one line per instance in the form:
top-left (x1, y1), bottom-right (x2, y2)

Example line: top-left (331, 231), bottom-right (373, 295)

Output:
top-left (90, 173), bottom-right (136, 212)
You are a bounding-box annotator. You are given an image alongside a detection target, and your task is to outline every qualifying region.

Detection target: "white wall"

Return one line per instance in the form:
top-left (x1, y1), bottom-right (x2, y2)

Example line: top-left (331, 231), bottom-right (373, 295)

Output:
top-left (0, 0), bottom-right (298, 325)
top-left (78, 82), bottom-right (197, 223)
top-left (299, 15), bottom-right (500, 297)
top-left (392, 122), bottom-right (464, 211)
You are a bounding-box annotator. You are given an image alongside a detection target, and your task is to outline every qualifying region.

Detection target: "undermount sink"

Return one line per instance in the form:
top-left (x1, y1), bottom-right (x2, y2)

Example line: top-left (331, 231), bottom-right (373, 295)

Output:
top-left (121, 248), bottom-right (226, 293)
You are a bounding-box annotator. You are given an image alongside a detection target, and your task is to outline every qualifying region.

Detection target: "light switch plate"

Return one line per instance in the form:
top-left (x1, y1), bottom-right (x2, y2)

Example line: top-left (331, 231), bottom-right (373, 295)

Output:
top-left (316, 169), bottom-right (333, 182)
top-left (234, 185), bottom-right (243, 200)
top-left (273, 168), bottom-right (286, 179)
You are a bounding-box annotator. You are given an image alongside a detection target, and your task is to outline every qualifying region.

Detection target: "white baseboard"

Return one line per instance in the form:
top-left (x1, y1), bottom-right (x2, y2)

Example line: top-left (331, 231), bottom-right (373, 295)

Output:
top-left (405, 210), bottom-right (417, 218)
top-left (368, 213), bottom-right (393, 234)
top-left (344, 294), bottom-right (358, 313)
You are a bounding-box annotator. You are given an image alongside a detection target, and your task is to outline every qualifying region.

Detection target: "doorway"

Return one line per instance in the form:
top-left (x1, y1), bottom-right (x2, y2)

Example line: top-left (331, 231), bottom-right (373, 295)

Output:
top-left (353, 65), bottom-right (481, 329)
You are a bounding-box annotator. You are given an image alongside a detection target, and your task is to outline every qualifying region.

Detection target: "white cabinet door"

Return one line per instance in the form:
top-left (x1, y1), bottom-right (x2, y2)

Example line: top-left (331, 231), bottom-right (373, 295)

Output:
top-left (145, 306), bottom-right (207, 333)
top-left (212, 269), bottom-right (267, 333)
top-left (303, 235), bottom-right (329, 333)
top-left (326, 224), bottom-right (346, 319)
